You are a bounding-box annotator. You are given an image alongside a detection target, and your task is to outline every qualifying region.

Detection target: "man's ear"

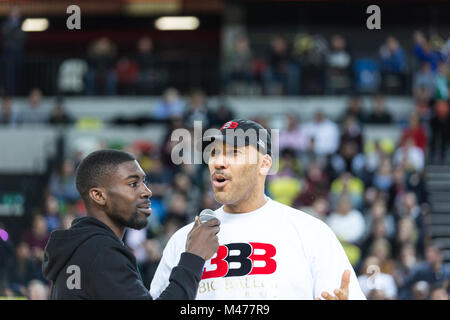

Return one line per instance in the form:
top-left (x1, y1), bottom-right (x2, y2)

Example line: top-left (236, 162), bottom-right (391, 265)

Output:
top-left (88, 187), bottom-right (107, 206)
top-left (259, 154), bottom-right (273, 176)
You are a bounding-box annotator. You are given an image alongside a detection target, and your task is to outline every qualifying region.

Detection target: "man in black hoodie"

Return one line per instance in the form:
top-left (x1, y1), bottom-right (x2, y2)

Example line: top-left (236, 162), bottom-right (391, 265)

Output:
top-left (42, 149), bottom-right (220, 299)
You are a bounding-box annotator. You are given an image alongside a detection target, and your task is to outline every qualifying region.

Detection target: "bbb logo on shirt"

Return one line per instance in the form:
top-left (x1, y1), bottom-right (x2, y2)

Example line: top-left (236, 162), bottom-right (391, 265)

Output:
top-left (202, 242), bottom-right (277, 280)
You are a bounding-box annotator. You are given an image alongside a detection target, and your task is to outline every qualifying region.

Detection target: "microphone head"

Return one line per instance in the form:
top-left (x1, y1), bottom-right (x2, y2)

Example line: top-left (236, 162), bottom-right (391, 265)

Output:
top-left (199, 209), bottom-right (217, 223)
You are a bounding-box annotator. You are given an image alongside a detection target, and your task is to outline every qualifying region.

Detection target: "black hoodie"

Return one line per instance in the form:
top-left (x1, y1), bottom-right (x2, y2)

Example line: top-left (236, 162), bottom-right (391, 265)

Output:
top-left (42, 216), bottom-right (204, 300)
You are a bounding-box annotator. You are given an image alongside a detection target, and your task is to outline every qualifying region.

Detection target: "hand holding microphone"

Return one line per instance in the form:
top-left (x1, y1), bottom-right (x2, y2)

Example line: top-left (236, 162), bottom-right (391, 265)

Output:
top-left (186, 209), bottom-right (220, 261)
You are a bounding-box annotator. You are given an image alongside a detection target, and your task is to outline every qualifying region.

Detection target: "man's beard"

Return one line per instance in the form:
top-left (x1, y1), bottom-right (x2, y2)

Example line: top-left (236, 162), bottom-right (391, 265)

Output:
top-left (111, 210), bottom-right (148, 230)
top-left (124, 211), bottom-right (148, 230)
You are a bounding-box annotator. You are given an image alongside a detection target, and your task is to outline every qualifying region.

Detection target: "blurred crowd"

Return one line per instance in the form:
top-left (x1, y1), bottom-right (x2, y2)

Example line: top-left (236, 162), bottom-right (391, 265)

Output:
top-left (1, 85), bottom-right (450, 300)
top-left (1, 5), bottom-right (449, 97)
top-left (223, 31), bottom-right (450, 97)
top-left (0, 6), bottom-right (449, 301)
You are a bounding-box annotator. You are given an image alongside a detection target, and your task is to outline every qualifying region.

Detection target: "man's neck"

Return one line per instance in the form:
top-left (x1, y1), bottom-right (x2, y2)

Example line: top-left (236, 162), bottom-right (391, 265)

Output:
top-left (224, 192), bottom-right (268, 214)
top-left (89, 210), bottom-right (125, 240)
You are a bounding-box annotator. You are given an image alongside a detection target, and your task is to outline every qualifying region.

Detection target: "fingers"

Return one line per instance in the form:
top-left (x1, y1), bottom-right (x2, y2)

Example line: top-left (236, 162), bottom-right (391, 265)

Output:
top-left (334, 288), bottom-right (347, 300)
top-left (340, 269), bottom-right (351, 291)
top-left (202, 217), bottom-right (221, 227)
top-left (320, 291), bottom-right (337, 300)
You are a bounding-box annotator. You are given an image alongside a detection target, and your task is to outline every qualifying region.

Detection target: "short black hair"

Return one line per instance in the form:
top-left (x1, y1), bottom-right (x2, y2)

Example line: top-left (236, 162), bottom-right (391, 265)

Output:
top-left (75, 149), bottom-right (136, 202)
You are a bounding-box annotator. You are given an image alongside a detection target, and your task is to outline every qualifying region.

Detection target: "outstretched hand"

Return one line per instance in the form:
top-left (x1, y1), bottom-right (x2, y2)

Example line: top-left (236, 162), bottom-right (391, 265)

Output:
top-left (316, 269), bottom-right (350, 300)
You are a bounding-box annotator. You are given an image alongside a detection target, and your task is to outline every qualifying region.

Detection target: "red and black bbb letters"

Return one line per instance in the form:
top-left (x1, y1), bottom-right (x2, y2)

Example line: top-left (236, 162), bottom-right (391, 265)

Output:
top-left (201, 242), bottom-right (277, 280)
top-left (219, 121), bottom-right (239, 131)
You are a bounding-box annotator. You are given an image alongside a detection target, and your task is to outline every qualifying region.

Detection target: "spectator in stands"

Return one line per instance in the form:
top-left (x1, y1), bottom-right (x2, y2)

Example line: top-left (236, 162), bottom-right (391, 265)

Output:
top-left (293, 161), bottom-right (329, 207)
top-left (48, 98), bottom-right (73, 126)
top-left (413, 62), bottom-right (436, 101)
top-left (395, 192), bottom-right (425, 254)
top-left (330, 171), bottom-right (365, 209)
top-left (434, 62), bottom-right (449, 100)
top-left (360, 215), bottom-right (390, 263)
top-left (43, 195), bottom-right (61, 233)
top-left (329, 140), bottom-right (365, 181)
top-left (135, 37), bottom-right (163, 94)
top-left (1, 6), bottom-right (26, 96)
top-left (393, 242), bottom-right (418, 288)
top-left (49, 159), bottom-right (80, 203)
top-left (0, 97), bottom-right (19, 126)
top-left (183, 88), bottom-right (213, 128)
top-left (86, 37), bottom-right (118, 95)
top-left (379, 36), bottom-right (407, 93)
top-left (340, 115), bottom-right (363, 152)
top-left (364, 199), bottom-right (396, 241)
top-left (3, 241), bottom-right (42, 297)
top-left (369, 238), bottom-right (396, 275)
top-left (267, 148), bottom-right (302, 206)
top-left (386, 165), bottom-right (406, 210)
top-left (400, 112), bottom-right (427, 152)
top-left (393, 137), bottom-right (425, 172)
top-left (341, 96), bottom-right (365, 124)
top-left (413, 31), bottom-right (446, 72)
top-left (153, 87), bottom-right (185, 120)
top-left (158, 215), bottom-right (185, 249)
top-left (394, 217), bottom-right (419, 257)
top-left (303, 111), bottom-right (340, 156)
top-left (326, 194), bottom-right (365, 244)
top-left (163, 192), bottom-right (189, 225)
top-left (363, 140), bottom-right (392, 177)
top-left (358, 256), bottom-right (398, 300)
top-left (291, 33), bottom-right (328, 94)
top-left (223, 34), bottom-right (254, 94)
top-left (429, 99), bottom-right (450, 163)
top-left (21, 214), bottom-right (49, 264)
top-left (263, 35), bottom-right (300, 95)
top-left (208, 102), bottom-right (235, 129)
top-left (172, 172), bottom-right (201, 219)
top-left (399, 243), bottom-right (450, 300)
top-left (115, 55), bottom-right (138, 95)
top-left (303, 197), bottom-right (330, 221)
top-left (366, 94), bottom-right (393, 124)
top-left (372, 158), bottom-right (394, 192)
top-left (20, 88), bottom-right (49, 124)
top-left (279, 113), bottom-right (310, 153)
top-left (325, 34), bottom-right (352, 94)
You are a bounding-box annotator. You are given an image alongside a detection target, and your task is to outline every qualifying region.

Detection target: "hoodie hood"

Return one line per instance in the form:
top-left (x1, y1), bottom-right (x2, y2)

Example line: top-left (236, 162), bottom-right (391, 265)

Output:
top-left (42, 216), bottom-right (121, 281)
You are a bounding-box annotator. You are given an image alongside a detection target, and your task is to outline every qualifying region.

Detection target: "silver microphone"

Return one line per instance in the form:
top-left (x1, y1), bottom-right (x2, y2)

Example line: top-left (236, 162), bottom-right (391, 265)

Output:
top-left (199, 209), bottom-right (217, 224)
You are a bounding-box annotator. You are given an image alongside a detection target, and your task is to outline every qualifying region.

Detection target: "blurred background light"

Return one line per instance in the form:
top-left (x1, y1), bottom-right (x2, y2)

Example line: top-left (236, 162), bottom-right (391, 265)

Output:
top-left (0, 229), bottom-right (8, 242)
top-left (21, 18), bottom-right (49, 32)
top-left (154, 16), bottom-right (199, 30)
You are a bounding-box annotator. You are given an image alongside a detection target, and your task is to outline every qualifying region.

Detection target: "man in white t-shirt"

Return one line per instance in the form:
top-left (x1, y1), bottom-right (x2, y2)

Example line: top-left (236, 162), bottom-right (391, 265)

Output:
top-left (150, 119), bottom-right (366, 300)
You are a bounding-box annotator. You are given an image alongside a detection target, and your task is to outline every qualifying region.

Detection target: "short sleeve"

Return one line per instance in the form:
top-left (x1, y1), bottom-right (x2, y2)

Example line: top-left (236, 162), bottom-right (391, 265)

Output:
top-left (310, 222), bottom-right (367, 300)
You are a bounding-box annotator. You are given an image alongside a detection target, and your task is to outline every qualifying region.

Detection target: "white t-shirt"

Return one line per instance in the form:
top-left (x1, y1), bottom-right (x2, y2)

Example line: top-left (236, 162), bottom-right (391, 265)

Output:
top-left (303, 120), bottom-right (340, 155)
top-left (326, 210), bottom-right (366, 244)
top-left (150, 197), bottom-right (366, 300)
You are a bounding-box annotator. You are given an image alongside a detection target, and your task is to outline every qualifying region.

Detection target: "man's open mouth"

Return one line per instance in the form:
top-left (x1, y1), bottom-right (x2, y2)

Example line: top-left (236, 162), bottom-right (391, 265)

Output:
top-left (212, 174), bottom-right (230, 188)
